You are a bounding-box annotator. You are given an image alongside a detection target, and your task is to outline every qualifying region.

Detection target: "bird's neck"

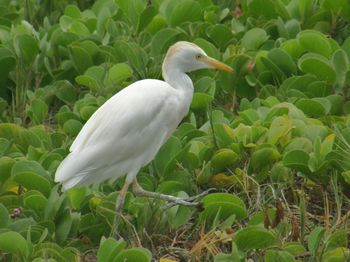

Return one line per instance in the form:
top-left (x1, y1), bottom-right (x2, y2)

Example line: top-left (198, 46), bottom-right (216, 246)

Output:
top-left (163, 68), bottom-right (194, 111)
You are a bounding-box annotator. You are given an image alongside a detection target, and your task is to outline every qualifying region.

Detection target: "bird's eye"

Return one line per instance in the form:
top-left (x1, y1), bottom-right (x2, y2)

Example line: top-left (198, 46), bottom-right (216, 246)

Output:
top-left (196, 54), bottom-right (202, 59)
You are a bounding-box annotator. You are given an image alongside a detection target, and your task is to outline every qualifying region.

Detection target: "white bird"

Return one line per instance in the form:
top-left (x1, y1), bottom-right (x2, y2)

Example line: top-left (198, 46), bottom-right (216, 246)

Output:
top-left (55, 41), bottom-right (232, 233)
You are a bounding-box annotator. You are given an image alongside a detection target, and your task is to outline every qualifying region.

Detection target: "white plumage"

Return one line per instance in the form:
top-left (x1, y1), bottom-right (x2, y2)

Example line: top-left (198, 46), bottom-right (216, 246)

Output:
top-left (55, 41), bottom-right (232, 192)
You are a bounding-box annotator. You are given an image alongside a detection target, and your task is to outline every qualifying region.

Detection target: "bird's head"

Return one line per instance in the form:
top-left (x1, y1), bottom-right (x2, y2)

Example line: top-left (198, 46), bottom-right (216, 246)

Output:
top-left (162, 41), bottom-right (233, 75)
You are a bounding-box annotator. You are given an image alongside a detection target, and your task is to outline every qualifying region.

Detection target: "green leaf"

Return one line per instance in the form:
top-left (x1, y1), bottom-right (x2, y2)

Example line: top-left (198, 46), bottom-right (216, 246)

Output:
top-left (191, 93), bottom-right (213, 110)
top-left (241, 28), bottom-right (269, 51)
top-left (281, 39), bottom-right (304, 59)
top-left (283, 242), bottom-right (306, 256)
top-left (332, 49), bottom-right (349, 87)
top-left (0, 157), bottom-right (15, 183)
top-left (200, 193), bottom-right (247, 224)
top-left (234, 226), bottom-right (276, 251)
top-left (0, 231), bottom-right (29, 258)
top-left (168, 192), bottom-right (193, 229)
top-left (67, 187), bottom-right (89, 209)
top-left (75, 75), bottom-right (100, 92)
top-left (324, 229), bottom-right (348, 252)
top-left (23, 190), bottom-right (48, 218)
top-left (211, 149), bottom-right (239, 170)
top-left (115, 247), bottom-right (152, 262)
top-left (168, 0), bottom-right (202, 27)
top-left (11, 160), bottom-right (52, 196)
top-left (283, 149), bottom-right (310, 174)
top-left (105, 63), bottom-right (133, 86)
top-left (207, 24), bottom-right (233, 50)
top-left (267, 48), bottom-right (297, 75)
top-left (0, 203), bottom-right (9, 228)
top-left (0, 48), bottom-right (16, 79)
top-left (267, 116), bottom-right (292, 145)
top-left (295, 98), bottom-right (331, 117)
top-left (69, 45), bottom-right (93, 74)
top-left (55, 209), bottom-right (74, 244)
top-left (14, 34), bottom-right (39, 65)
top-left (264, 250), bottom-right (295, 262)
top-left (97, 237), bottom-right (126, 262)
top-left (27, 99), bottom-right (48, 124)
top-left (64, 5), bottom-right (81, 18)
top-left (54, 80), bottom-right (78, 105)
top-left (68, 21), bottom-right (90, 36)
top-left (308, 226), bottom-right (325, 256)
top-left (298, 53), bottom-right (336, 83)
top-left (63, 119), bottom-right (83, 137)
top-left (322, 247), bottom-right (350, 262)
top-left (154, 136), bottom-right (182, 176)
top-left (150, 28), bottom-right (186, 56)
top-left (297, 30), bottom-right (332, 58)
top-left (251, 146), bottom-right (280, 171)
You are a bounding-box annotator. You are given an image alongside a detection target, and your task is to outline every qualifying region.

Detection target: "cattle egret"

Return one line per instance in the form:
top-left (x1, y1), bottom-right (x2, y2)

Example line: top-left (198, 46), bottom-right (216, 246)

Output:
top-left (55, 41), bottom-right (233, 235)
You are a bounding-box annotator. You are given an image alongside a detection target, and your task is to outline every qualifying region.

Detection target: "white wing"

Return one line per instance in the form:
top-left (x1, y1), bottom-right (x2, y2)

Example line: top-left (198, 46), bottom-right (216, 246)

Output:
top-left (55, 79), bottom-right (185, 190)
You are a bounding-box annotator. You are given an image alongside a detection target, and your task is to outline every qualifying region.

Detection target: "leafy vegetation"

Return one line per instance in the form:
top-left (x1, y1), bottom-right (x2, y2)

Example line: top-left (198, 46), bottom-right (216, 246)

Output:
top-left (0, 0), bottom-right (350, 261)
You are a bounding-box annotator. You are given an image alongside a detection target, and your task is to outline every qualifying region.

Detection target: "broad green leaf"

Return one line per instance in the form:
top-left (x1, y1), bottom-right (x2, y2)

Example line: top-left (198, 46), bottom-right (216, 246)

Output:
top-left (0, 231), bottom-right (28, 258)
top-left (97, 237), bottom-right (126, 262)
top-left (207, 24), bottom-right (233, 50)
top-left (268, 48), bottom-right (297, 75)
top-left (14, 34), bottom-right (39, 65)
top-left (154, 136), bottom-right (182, 176)
top-left (0, 203), bottom-right (9, 228)
top-left (200, 193), bottom-right (247, 223)
top-left (68, 21), bottom-right (90, 36)
top-left (211, 149), bottom-right (239, 170)
top-left (251, 146), bottom-right (280, 171)
top-left (267, 116), bottom-right (292, 144)
top-left (63, 119), bottom-right (83, 137)
top-left (115, 248), bottom-right (152, 262)
top-left (27, 99), bottom-right (48, 124)
top-left (248, 0), bottom-right (278, 19)
top-left (322, 247), bottom-right (350, 262)
top-left (297, 30), bottom-right (332, 58)
top-left (69, 45), bottom-right (93, 74)
top-left (332, 49), bottom-right (349, 87)
top-left (0, 48), bottom-right (16, 79)
top-left (281, 39), bottom-right (304, 59)
top-left (150, 28), bottom-right (186, 56)
top-left (67, 187), bottom-right (89, 209)
top-left (64, 5), bottom-right (81, 18)
top-left (105, 63), bottom-right (133, 86)
top-left (283, 149), bottom-right (310, 173)
top-left (11, 160), bottom-right (52, 196)
top-left (283, 242), bottom-right (306, 256)
top-left (79, 106), bottom-right (97, 121)
top-left (168, 0), bottom-right (202, 26)
top-left (168, 191), bottom-right (193, 229)
top-left (23, 190), bottom-right (48, 218)
top-left (75, 75), bottom-right (100, 92)
top-left (264, 250), bottom-right (295, 262)
top-left (191, 93), bottom-right (213, 110)
top-left (308, 226), bottom-right (325, 256)
top-left (295, 98), bottom-right (331, 117)
top-left (234, 226), bottom-right (276, 251)
top-left (324, 229), bottom-right (348, 252)
top-left (54, 80), bottom-right (78, 105)
top-left (0, 157), bottom-right (15, 183)
top-left (55, 208), bottom-right (74, 243)
top-left (241, 28), bottom-right (269, 51)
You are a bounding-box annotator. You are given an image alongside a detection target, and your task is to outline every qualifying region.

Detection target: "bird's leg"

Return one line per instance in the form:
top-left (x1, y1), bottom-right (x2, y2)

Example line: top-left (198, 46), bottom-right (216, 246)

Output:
top-left (112, 181), bottom-right (131, 239)
top-left (132, 179), bottom-right (211, 207)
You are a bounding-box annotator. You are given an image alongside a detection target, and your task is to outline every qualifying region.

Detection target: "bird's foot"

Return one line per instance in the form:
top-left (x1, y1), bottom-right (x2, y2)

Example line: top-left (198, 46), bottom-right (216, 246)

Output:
top-left (164, 188), bottom-right (216, 210)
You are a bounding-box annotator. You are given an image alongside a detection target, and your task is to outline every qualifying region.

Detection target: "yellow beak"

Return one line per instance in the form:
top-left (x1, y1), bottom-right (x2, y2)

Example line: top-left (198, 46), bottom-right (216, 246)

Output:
top-left (200, 56), bottom-right (233, 73)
